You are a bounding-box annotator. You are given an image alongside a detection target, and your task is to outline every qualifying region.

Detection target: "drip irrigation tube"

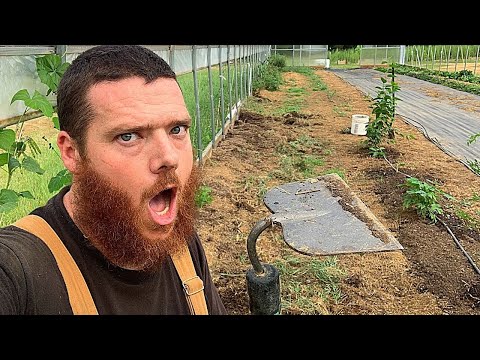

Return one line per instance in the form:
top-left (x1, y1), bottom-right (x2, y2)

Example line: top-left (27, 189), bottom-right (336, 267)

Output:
top-left (438, 218), bottom-right (480, 275)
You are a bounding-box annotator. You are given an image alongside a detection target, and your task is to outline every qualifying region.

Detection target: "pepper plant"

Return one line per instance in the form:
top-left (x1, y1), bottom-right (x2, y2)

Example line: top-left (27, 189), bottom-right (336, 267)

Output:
top-left (366, 64), bottom-right (400, 158)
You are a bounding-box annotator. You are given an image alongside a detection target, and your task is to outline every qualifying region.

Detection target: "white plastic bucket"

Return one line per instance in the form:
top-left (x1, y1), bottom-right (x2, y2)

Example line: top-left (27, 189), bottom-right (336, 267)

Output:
top-left (350, 114), bottom-right (369, 136)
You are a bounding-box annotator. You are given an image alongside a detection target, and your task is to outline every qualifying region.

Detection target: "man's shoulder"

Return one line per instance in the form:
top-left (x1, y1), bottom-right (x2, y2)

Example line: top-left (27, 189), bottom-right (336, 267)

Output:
top-left (0, 223), bottom-right (71, 315)
top-left (1, 188), bottom-right (67, 258)
top-left (0, 224), bottom-right (55, 268)
top-left (187, 231), bottom-right (207, 260)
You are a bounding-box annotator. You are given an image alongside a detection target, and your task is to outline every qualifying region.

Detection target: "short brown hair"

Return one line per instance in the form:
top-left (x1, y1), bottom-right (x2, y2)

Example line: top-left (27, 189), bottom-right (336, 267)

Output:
top-left (57, 45), bottom-right (176, 155)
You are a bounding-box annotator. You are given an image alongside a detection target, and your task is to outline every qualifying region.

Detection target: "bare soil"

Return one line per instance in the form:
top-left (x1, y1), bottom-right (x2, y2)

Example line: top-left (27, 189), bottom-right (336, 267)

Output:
top-left (198, 68), bottom-right (480, 315)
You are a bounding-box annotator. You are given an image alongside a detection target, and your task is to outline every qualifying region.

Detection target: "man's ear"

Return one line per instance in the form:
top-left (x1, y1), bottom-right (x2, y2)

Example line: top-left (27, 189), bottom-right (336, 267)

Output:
top-left (57, 131), bottom-right (81, 174)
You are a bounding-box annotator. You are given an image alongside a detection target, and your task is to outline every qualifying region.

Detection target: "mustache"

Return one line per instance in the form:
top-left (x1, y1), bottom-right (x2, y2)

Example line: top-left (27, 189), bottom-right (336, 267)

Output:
top-left (141, 169), bottom-right (180, 201)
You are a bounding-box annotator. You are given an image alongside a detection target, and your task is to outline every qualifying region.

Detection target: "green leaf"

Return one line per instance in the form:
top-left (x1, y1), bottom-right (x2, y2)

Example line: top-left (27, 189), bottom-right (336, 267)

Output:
top-left (17, 190), bottom-right (34, 199)
top-left (11, 141), bottom-right (26, 156)
top-left (22, 156), bottom-right (45, 175)
top-left (48, 168), bottom-right (72, 193)
top-left (0, 129), bottom-right (16, 152)
top-left (36, 55), bottom-right (61, 90)
top-left (0, 153), bottom-right (8, 167)
top-left (8, 157), bottom-right (20, 173)
top-left (0, 189), bottom-right (19, 213)
top-left (36, 54), bottom-right (69, 93)
top-left (52, 116), bottom-right (60, 130)
top-left (10, 89), bottom-right (30, 105)
top-left (58, 62), bottom-right (70, 74)
top-left (24, 91), bottom-right (53, 117)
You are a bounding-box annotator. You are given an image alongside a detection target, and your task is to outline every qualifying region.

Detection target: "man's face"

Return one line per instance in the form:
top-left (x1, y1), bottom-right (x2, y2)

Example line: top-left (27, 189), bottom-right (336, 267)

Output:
top-left (67, 77), bottom-right (197, 270)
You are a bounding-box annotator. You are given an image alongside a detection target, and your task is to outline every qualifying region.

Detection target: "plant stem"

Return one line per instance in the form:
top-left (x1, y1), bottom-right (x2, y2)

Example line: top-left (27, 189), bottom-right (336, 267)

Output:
top-left (5, 169), bottom-right (12, 190)
top-left (4, 108), bottom-right (29, 191)
top-left (383, 155), bottom-right (412, 178)
top-left (15, 108), bottom-right (28, 141)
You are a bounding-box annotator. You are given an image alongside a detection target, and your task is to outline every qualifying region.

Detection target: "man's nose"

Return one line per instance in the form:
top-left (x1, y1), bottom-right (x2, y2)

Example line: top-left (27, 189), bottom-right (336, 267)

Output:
top-left (148, 132), bottom-right (179, 173)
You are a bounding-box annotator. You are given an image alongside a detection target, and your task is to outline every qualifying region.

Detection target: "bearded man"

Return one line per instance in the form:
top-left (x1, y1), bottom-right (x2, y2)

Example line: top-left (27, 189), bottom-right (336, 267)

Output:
top-left (0, 45), bottom-right (226, 315)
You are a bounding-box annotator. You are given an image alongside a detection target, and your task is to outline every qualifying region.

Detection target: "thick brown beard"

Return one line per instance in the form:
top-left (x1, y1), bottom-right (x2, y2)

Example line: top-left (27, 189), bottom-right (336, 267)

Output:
top-left (71, 161), bottom-right (200, 272)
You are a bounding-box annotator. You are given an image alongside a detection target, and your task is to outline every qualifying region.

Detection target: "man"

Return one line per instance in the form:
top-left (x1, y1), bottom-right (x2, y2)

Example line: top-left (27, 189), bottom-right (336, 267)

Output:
top-left (0, 45), bottom-right (226, 315)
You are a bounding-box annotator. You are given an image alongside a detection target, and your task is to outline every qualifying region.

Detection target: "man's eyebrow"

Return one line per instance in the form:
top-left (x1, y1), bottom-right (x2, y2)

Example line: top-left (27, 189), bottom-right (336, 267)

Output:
top-left (175, 118), bottom-right (192, 127)
top-left (105, 118), bottom-right (192, 137)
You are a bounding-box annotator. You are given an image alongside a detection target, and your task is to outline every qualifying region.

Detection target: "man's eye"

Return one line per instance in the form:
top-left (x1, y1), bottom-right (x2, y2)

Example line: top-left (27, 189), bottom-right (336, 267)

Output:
top-left (118, 133), bottom-right (138, 142)
top-left (171, 125), bottom-right (188, 135)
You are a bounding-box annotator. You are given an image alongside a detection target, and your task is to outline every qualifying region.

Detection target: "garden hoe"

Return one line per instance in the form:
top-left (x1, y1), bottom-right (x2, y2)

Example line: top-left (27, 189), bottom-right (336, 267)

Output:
top-left (245, 173), bottom-right (403, 315)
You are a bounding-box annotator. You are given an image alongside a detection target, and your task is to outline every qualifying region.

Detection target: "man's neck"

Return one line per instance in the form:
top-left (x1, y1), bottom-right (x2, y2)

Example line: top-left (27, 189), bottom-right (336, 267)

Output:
top-left (62, 187), bottom-right (75, 221)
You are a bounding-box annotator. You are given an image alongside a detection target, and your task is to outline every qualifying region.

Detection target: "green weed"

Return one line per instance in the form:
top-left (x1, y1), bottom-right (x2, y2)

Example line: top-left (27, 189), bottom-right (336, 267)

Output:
top-left (195, 185), bottom-right (213, 208)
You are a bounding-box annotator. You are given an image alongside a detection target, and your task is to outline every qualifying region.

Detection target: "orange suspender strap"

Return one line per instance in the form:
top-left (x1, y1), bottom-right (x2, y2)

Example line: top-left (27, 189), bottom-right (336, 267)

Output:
top-left (170, 246), bottom-right (209, 315)
top-left (14, 215), bottom-right (98, 315)
top-left (14, 214), bottom-right (208, 315)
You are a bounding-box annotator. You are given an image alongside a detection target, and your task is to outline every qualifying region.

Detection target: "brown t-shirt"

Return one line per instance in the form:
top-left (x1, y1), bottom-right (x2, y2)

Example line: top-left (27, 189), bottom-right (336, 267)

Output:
top-left (0, 187), bottom-right (226, 315)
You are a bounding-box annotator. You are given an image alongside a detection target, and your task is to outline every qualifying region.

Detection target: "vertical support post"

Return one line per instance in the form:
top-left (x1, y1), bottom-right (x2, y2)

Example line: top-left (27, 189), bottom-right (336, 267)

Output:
top-left (439, 46), bottom-right (444, 71)
top-left (426, 46), bottom-right (431, 69)
top-left (246, 45), bottom-right (250, 96)
top-left (207, 45), bottom-right (216, 149)
top-left (447, 46), bottom-right (452, 71)
top-left (169, 45), bottom-right (175, 72)
top-left (192, 45), bottom-right (203, 163)
top-left (455, 46), bottom-right (460, 72)
top-left (244, 45), bottom-right (248, 98)
top-left (248, 45), bottom-right (253, 95)
top-left (399, 45), bottom-right (406, 65)
top-left (464, 46), bottom-right (469, 71)
top-left (474, 46), bottom-right (479, 75)
top-left (227, 45), bottom-right (233, 127)
top-left (234, 45), bottom-right (239, 111)
top-left (240, 45), bottom-right (244, 101)
top-left (309, 45), bottom-right (312, 66)
top-left (420, 45), bottom-right (425, 68)
top-left (55, 45), bottom-right (67, 63)
top-left (254, 45), bottom-right (258, 81)
top-left (218, 45), bottom-right (226, 137)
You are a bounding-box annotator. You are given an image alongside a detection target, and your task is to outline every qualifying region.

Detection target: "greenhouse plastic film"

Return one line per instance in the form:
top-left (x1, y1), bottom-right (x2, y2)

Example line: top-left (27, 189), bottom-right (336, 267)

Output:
top-left (0, 55), bottom-right (54, 122)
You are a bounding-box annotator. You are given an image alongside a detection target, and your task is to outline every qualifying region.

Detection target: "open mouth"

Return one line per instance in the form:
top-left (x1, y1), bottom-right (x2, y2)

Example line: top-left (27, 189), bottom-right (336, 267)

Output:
top-left (148, 187), bottom-right (178, 226)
